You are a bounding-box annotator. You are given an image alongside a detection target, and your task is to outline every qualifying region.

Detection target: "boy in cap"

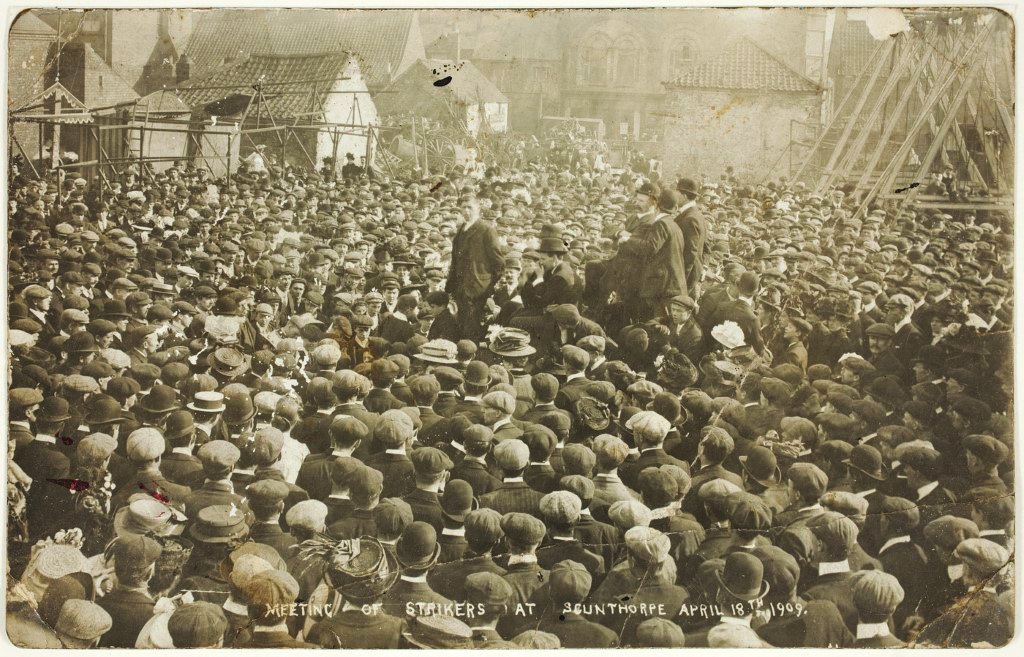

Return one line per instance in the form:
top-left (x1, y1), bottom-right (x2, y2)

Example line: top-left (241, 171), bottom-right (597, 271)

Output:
top-left (480, 439), bottom-right (545, 517)
top-left (236, 570), bottom-right (317, 648)
top-left (536, 491), bottom-right (605, 579)
top-left (55, 600), bottom-right (113, 648)
top-left (98, 535), bottom-right (163, 647)
top-left (849, 571), bottom-right (905, 647)
top-left (183, 440), bottom-right (248, 520)
top-left (403, 446), bottom-right (454, 532)
top-left (429, 508), bottom-right (507, 601)
top-left (167, 601), bottom-right (229, 648)
top-left (435, 479), bottom-right (474, 562)
top-left (535, 560), bottom-right (619, 647)
top-left (365, 409), bottom-right (417, 498)
top-left (329, 464), bottom-right (383, 538)
top-left (449, 424), bottom-right (502, 496)
top-left (464, 572), bottom-right (518, 647)
top-left (246, 479), bottom-right (297, 561)
top-left (496, 512), bottom-right (549, 611)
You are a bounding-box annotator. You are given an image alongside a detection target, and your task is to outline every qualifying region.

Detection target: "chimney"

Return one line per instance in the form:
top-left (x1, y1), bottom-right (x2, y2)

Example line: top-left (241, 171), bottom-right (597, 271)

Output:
top-left (176, 53), bottom-right (191, 84)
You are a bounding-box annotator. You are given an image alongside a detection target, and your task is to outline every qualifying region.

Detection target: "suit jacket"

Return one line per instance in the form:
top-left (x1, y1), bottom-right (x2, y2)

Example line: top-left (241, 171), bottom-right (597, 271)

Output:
top-left (450, 458), bottom-right (502, 497)
top-left (183, 480), bottom-right (249, 524)
top-left (382, 579), bottom-right (452, 619)
top-left (403, 488), bottom-right (444, 532)
top-left (250, 521), bottom-right (298, 561)
top-left (295, 452), bottom-right (335, 501)
top-left (555, 375), bottom-right (593, 412)
top-left (451, 398), bottom-right (485, 424)
top-left (501, 561), bottom-right (549, 608)
top-left (365, 451), bottom-right (415, 498)
top-left (756, 599), bottom-right (854, 648)
top-left (877, 539), bottom-right (929, 628)
top-left (379, 315), bottom-right (416, 345)
top-left (521, 402), bottom-right (559, 425)
top-left (437, 531), bottom-right (469, 564)
top-left (111, 469), bottom-right (192, 513)
top-left (363, 387), bottom-right (404, 414)
top-left (520, 262), bottom-right (578, 312)
top-left (429, 553), bottom-right (507, 601)
top-left (328, 507), bottom-right (376, 539)
top-left (492, 422), bottom-right (525, 444)
top-left (161, 451), bottom-right (204, 488)
top-left (417, 408), bottom-right (448, 445)
top-left (97, 587), bottom-right (156, 648)
top-left (674, 203), bottom-right (707, 298)
top-left (710, 298), bottom-right (765, 353)
top-left (620, 448), bottom-right (690, 491)
top-left (804, 571), bottom-right (858, 632)
top-left (480, 481), bottom-right (544, 518)
top-left (588, 564), bottom-right (689, 645)
top-left (524, 463), bottom-right (559, 494)
top-left (446, 219), bottom-right (504, 301)
top-left (432, 394), bottom-right (460, 419)
top-left (618, 213), bottom-right (688, 301)
top-left (538, 613), bottom-right (619, 648)
top-left (252, 467), bottom-right (309, 528)
top-left (307, 610), bottom-right (405, 649)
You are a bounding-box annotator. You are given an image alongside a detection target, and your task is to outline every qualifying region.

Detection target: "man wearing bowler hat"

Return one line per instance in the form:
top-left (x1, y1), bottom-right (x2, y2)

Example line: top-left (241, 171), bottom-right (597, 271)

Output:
top-left (674, 177), bottom-right (708, 299)
top-left (382, 521), bottom-right (451, 617)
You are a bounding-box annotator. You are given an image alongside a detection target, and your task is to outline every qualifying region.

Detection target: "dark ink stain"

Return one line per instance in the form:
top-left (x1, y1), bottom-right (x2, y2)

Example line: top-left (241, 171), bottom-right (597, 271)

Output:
top-left (619, 595), bottom-right (631, 601)
top-left (60, 436), bottom-right (74, 445)
top-left (434, 76), bottom-right (453, 88)
top-left (895, 182), bottom-right (921, 194)
top-left (49, 478), bottom-right (90, 492)
top-left (558, 614), bottom-right (566, 621)
top-left (139, 482), bottom-right (170, 503)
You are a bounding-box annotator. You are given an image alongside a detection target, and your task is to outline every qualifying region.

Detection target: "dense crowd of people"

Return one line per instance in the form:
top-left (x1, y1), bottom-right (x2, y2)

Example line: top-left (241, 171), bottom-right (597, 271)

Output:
top-left (6, 143), bottom-right (1014, 648)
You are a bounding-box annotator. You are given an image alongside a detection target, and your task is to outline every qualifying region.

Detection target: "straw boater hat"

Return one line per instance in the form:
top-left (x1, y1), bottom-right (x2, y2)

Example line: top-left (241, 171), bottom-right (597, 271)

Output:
top-left (488, 328), bottom-right (536, 358)
top-left (414, 339), bottom-right (459, 364)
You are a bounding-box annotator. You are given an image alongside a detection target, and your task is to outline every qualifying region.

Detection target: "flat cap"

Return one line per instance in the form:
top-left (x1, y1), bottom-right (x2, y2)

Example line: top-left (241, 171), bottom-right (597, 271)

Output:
top-left (285, 500), bottom-right (328, 533)
top-left (539, 490), bottom-right (582, 525)
top-left (481, 390), bottom-right (516, 415)
top-left (963, 434), bottom-right (1009, 465)
top-left (126, 427), bottom-right (165, 462)
top-left (809, 512), bottom-right (859, 555)
top-left (78, 432), bottom-right (118, 463)
top-left (608, 500), bottom-right (652, 529)
top-left (559, 474), bottom-right (595, 503)
top-left (252, 426), bottom-right (285, 465)
top-left (241, 569), bottom-right (299, 607)
top-left (511, 630), bottom-right (560, 649)
top-left (550, 560), bottom-right (591, 602)
top-left (499, 512), bottom-right (546, 546)
top-left (168, 601), bottom-right (228, 648)
top-left (464, 508), bottom-right (503, 545)
top-left (246, 479), bottom-right (290, 507)
top-left (112, 534), bottom-right (163, 568)
top-left (10, 387), bottom-right (44, 407)
top-left (787, 462), bottom-right (828, 499)
top-left (465, 572), bottom-right (513, 607)
top-left (635, 618), bottom-right (685, 647)
top-left (197, 440), bottom-right (240, 472)
top-left (924, 515), bottom-right (979, 550)
top-left (374, 409), bottom-right (414, 447)
top-left (593, 433), bottom-right (630, 466)
top-left (955, 538), bottom-right (1010, 578)
top-left (493, 438), bottom-right (529, 472)
top-left (350, 465), bottom-right (384, 499)
top-left (560, 344), bottom-right (590, 370)
top-left (851, 570), bottom-right (905, 617)
top-left (624, 526), bottom-right (671, 563)
top-left (56, 599), bottom-right (112, 642)
top-left (627, 410), bottom-right (672, 442)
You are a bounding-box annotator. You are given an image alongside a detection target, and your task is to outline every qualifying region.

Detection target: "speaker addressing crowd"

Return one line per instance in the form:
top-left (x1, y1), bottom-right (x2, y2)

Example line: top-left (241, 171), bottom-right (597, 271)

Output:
top-left (5, 144), bottom-right (1014, 648)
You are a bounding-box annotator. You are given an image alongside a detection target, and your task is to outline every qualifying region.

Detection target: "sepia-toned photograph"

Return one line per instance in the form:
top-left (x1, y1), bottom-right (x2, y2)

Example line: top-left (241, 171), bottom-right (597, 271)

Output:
top-left (4, 4), bottom-right (1016, 650)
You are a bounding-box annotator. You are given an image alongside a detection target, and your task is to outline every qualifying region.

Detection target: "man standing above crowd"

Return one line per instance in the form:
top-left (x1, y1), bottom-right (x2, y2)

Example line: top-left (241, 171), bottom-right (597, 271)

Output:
top-left (446, 195), bottom-right (504, 341)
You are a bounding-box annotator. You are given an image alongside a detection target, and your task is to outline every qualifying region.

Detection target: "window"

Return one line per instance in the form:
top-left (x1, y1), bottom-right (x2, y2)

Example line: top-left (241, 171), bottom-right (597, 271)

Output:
top-left (578, 34), bottom-right (611, 85)
top-left (670, 44), bottom-right (695, 77)
top-left (615, 45), bottom-right (638, 86)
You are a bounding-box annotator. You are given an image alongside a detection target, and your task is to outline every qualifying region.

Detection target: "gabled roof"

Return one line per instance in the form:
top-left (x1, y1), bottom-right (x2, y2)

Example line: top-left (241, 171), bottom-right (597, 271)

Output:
top-left (9, 12), bottom-right (60, 109)
top-left (665, 36), bottom-right (820, 93)
top-left (82, 44), bottom-right (141, 109)
top-left (176, 53), bottom-right (354, 119)
top-left (184, 10), bottom-right (422, 89)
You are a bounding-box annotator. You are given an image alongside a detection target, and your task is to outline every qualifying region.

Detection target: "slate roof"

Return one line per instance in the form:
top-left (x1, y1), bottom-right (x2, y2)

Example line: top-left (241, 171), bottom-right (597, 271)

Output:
top-left (665, 36), bottom-right (820, 93)
top-left (829, 17), bottom-right (879, 77)
top-left (184, 9), bottom-right (420, 89)
top-left (176, 53), bottom-right (353, 119)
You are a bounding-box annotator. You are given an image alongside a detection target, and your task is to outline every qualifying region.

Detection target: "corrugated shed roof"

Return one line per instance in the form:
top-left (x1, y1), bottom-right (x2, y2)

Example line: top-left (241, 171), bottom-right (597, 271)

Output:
top-left (184, 9), bottom-right (420, 89)
top-left (665, 36), bottom-right (819, 93)
top-left (176, 53), bottom-right (353, 118)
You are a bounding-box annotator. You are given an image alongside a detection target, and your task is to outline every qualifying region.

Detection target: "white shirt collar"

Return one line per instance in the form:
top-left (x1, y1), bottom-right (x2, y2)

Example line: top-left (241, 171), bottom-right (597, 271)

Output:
top-left (818, 559), bottom-right (850, 576)
top-left (463, 395), bottom-right (481, 402)
top-left (441, 527), bottom-right (466, 537)
top-left (503, 477), bottom-right (524, 483)
top-left (449, 441), bottom-right (466, 453)
top-left (858, 432), bottom-right (877, 445)
top-left (894, 315), bottom-right (913, 334)
top-left (385, 448), bottom-right (407, 455)
top-left (171, 447), bottom-right (193, 456)
top-left (507, 553), bottom-right (537, 566)
top-left (254, 623), bottom-right (290, 633)
top-left (856, 622), bottom-right (890, 639)
top-left (492, 417), bottom-right (512, 431)
top-left (916, 480), bottom-right (940, 501)
top-left (980, 529), bottom-right (1006, 538)
top-left (679, 199), bottom-right (696, 213)
top-left (878, 535), bottom-right (911, 555)
top-left (33, 434), bottom-right (56, 445)
top-left (566, 372), bottom-right (585, 382)
top-left (222, 597), bottom-right (248, 616)
top-left (392, 311), bottom-right (408, 322)
top-left (798, 503), bottom-right (822, 512)
top-left (400, 574), bottom-right (428, 583)
top-left (855, 489), bottom-right (876, 498)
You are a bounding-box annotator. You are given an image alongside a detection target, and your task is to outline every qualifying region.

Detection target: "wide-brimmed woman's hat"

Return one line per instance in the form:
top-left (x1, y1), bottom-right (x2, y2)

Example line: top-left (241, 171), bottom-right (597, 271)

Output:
top-left (208, 347), bottom-right (250, 377)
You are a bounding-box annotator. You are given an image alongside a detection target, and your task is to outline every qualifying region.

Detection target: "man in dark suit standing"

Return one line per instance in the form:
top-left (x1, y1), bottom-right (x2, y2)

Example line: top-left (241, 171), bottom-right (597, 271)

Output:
top-left (674, 178), bottom-right (707, 299)
top-left (616, 186), bottom-right (688, 323)
top-left (708, 271), bottom-right (765, 354)
top-left (445, 195), bottom-right (505, 341)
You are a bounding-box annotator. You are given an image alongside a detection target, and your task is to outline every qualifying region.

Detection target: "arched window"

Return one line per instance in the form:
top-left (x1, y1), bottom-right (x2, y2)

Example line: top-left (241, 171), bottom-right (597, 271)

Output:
top-left (578, 33), bottom-right (611, 85)
top-left (668, 33), bottom-right (699, 78)
top-left (613, 35), bottom-right (640, 86)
